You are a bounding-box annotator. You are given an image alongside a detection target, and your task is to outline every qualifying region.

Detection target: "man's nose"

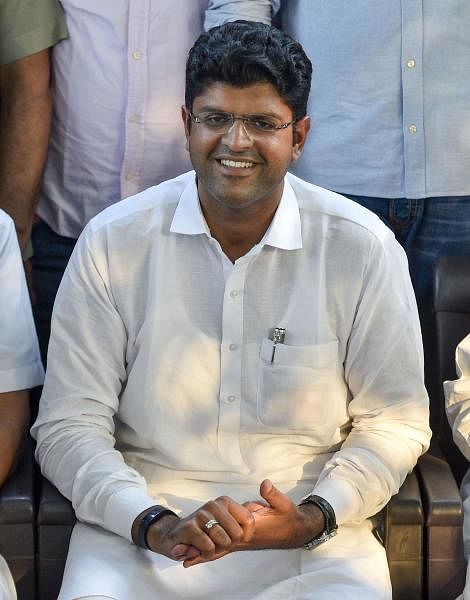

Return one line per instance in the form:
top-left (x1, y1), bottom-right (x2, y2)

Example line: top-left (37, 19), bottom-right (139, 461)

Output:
top-left (221, 118), bottom-right (254, 150)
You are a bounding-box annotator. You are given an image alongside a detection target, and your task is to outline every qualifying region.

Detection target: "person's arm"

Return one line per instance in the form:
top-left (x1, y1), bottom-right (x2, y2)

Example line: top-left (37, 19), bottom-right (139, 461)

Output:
top-left (308, 231), bottom-right (431, 525)
top-left (31, 225), bottom-right (163, 541)
top-left (445, 334), bottom-right (470, 461)
top-left (0, 390), bottom-right (29, 487)
top-left (204, 0), bottom-right (280, 30)
top-left (0, 49), bottom-right (53, 251)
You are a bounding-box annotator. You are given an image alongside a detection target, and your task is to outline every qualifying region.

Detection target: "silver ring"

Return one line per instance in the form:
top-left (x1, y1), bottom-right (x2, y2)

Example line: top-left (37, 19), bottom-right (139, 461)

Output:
top-left (203, 519), bottom-right (219, 530)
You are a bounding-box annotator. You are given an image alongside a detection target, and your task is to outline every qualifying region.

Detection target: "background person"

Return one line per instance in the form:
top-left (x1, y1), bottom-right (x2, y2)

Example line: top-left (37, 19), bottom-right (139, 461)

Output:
top-left (445, 334), bottom-right (470, 600)
top-left (0, 0), bottom-right (67, 253)
top-left (0, 209), bottom-right (44, 600)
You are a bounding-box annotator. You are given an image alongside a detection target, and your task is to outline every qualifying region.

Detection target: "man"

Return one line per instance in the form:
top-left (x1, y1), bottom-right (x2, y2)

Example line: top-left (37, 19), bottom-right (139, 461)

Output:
top-left (32, 22), bottom-right (431, 599)
top-left (32, 0), bottom-right (249, 362)
top-left (445, 334), bottom-right (470, 600)
top-left (0, 0), bottom-right (67, 252)
top-left (206, 0), bottom-right (470, 419)
top-left (0, 210), bottom-right (44, 600)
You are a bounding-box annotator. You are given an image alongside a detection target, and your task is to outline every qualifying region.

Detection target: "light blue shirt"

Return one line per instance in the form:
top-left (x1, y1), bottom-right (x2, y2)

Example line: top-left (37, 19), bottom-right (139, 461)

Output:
top-left (206, 1), bottom-right (470, 199)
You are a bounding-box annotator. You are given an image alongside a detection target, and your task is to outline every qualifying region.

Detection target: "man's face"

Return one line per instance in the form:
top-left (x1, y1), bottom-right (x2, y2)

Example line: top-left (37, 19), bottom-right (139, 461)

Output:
top-left (182, 82), bottom-right (309, 214)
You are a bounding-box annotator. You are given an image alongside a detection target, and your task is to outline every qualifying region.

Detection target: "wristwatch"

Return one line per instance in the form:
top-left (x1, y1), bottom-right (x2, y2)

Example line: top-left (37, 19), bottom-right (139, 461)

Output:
top-left (132, 505), bottom-right (178, 549)
top-left (298, 493), bottom-right (338, 550)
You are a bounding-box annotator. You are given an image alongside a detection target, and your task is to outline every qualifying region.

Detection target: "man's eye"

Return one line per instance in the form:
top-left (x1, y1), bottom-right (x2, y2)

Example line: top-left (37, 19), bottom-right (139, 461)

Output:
top-left (203, 113), bottom-right (231, 126)
top-left (249, 118), bottom-right (277, 131)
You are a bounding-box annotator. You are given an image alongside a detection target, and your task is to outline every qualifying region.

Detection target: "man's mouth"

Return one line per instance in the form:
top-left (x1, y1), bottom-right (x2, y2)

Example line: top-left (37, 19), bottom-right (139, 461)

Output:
top-left (219, 159), bottom-right (255, 169)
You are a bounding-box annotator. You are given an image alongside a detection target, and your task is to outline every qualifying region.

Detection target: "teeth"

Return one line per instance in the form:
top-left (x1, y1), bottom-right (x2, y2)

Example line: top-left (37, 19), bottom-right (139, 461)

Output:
top-left (220, 159), bottom-right (254, 168)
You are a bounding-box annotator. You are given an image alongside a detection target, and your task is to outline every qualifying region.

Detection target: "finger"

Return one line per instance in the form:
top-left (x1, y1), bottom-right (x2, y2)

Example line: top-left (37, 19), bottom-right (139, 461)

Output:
top-left (171, 543), bottom-right (200, 561)
top-left (259, 479), bottom-right (293, 513)
top-left (183, 547), bottom-right (229, 569)
top-left (213, 497), bottom-right (255, 543)
top-left (243, 500), bottom-right (268, 512)
top-left (199, 515), bottom-right (232, 549)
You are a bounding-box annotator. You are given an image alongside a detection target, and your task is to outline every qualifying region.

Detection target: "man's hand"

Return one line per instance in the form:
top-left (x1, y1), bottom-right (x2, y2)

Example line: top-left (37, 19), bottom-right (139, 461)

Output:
top-left (146, 496), bottom-right (255, 567)
top-left (167, 480), bottom-right (326, 568)
top-left (239, 479), bottom-right (325, 551)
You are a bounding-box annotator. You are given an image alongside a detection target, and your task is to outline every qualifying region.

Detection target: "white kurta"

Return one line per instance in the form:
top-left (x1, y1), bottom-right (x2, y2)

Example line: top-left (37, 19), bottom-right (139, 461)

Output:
top-left (0, 210), bottom-right (44, 600)
top-left (32, 172), bottom-right (430, 599)
top-left (445, 334), bottom-right (470, 600)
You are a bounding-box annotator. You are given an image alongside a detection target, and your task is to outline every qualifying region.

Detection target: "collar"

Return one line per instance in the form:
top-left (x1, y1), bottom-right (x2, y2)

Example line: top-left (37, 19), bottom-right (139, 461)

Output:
top-left (170, 172), bottom-right (302, 251)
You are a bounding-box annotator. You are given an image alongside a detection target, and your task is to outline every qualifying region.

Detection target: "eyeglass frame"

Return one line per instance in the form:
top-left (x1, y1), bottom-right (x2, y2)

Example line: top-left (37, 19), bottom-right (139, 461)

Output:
top-left (188, 110), bottom-right (297, 135)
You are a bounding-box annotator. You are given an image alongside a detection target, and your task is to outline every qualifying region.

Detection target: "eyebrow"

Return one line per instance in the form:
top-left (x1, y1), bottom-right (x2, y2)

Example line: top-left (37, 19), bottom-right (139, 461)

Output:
top-left (195, 106), bottom-right (285, 119)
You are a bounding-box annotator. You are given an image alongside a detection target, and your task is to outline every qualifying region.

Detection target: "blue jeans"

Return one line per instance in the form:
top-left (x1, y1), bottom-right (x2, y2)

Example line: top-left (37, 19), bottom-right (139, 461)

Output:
top-left (344, 195), bottom-right (470, 426)
top-left (31, 221), bottom-right (77, 365)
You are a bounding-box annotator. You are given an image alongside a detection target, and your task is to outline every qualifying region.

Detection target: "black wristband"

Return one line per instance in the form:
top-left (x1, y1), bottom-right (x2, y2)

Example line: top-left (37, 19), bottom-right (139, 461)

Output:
top-left (298, 494), bottom-right (338, 550)
top-left (133, 505), bottom-right (178, 549)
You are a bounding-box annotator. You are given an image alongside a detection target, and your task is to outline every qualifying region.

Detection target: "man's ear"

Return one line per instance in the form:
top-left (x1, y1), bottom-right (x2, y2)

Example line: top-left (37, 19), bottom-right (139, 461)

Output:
top-left (181, 105), bottom-right (191, 151)
top-left (291, 116), bottom-right (311, 162)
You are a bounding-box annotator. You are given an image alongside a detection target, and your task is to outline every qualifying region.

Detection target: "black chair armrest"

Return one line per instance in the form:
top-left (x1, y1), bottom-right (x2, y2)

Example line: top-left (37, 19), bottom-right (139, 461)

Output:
top-left (417, 449), bottom-right (466, 599)
top-left (381, 470), bottom-right (424, 600)
top-left (37, 478), bottom-right (75, 600)
top-left (0, 436), bottom-right (36, 600)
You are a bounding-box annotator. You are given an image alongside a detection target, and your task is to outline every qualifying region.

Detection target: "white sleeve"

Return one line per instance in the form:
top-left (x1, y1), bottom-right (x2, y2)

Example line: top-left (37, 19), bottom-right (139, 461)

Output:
top-left (444, 334), bottom-right (470, 462)
top-left (31, 226), bottom-right (155, 542)
top-left (313, 233), bottom-right (431, 525)
top-left (0, 213), bottom-right (44, 392)
top-left (204, 0), bottom-right (280, 30)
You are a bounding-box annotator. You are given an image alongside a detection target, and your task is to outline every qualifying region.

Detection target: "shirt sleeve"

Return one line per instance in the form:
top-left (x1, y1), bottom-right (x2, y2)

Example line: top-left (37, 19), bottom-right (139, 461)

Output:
top-left (31, 225), bottom-right (156, 542)
top-left (444, 334), bottom-right (470, 461)
top-left (204, 0), bottom-right (280, 30)
top-left (0, 214), bottom-right (44, 392)
top-left (313, 231), bottom-right (431, 525)
top-left (0, 0), bottom-right (68, 65)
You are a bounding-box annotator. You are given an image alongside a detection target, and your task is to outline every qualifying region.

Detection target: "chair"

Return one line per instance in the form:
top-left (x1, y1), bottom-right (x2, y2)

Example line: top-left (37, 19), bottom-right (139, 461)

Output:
top-left (433, 255), bottom-right (470, 484)
top-left (0, 437), bottom-right (36, 600)
top-left (413, 254), bottom-right (470, 599)
top-left (37, 479), bottom-right (75, 600)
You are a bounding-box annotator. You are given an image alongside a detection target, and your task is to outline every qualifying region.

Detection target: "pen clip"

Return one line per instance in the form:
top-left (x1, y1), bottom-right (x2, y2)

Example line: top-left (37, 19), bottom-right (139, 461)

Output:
top-left (270, 327), bottom-right (286, 363)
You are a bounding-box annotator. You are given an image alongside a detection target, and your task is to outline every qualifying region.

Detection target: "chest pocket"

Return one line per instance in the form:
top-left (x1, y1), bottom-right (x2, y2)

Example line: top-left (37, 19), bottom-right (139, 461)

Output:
top-left (257, 338), bottom-right (344, 438)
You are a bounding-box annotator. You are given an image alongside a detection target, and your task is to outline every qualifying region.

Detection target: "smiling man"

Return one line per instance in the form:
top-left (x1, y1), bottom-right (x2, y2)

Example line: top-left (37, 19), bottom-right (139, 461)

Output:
top-left (32, 21), bottom-right (430, 599)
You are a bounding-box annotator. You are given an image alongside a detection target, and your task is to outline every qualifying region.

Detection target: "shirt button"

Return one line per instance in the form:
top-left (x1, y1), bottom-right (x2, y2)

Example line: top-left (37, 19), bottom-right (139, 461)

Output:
top-left (227, 395), bottom-right (237, 403)
top-left (129, 114), bottom-right (138, 123)
top-left (406, 58), bottom-right (416, 69)
top-left (230, 290), bottom-right (238, 298)
top-left (125, 173), bottom-right (134, 181)
top-left (132, 51), bottom-right (142, 60)
top-left (408, 124), bottom-right (417, 134)
top-left (229, 343), bottom-right (237, 351)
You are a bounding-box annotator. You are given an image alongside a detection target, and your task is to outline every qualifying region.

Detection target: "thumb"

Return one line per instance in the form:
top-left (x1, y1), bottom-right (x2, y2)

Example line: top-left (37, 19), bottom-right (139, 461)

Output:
top-left (259, 479), bottom-right (292, 512)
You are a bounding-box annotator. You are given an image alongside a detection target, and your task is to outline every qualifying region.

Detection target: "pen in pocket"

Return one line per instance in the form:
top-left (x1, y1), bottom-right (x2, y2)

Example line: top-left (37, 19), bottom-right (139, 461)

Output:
top-left (270, 327), bottom-right (286, 363)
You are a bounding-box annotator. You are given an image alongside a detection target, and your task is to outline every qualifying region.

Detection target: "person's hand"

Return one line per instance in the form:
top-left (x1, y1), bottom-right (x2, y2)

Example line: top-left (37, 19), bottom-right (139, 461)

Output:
top-left (177, 480), bottom-right (326, 568)
top-left (238, 479), bottom-right (325, 551)
top-left (146, 496), bottom-right (255, 567)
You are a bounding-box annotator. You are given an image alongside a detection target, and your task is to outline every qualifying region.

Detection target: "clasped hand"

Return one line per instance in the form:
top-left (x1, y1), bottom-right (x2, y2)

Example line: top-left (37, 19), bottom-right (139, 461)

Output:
top-left (146, 479), bottom-right (324, 568)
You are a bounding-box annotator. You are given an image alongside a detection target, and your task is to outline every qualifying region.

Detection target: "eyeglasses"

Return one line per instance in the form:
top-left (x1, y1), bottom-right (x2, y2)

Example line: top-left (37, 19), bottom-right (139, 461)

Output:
top-left (189, 111), bottom-right (296, 135)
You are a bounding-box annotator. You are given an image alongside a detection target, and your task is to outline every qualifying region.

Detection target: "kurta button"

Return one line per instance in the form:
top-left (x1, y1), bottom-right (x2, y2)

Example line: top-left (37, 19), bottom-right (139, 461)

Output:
top-left (229, 343), bottom-right (237, 351)
top-left (227, 395), bottom-right (236, 403)
top-left (230, 290), bottom-right (238, 298)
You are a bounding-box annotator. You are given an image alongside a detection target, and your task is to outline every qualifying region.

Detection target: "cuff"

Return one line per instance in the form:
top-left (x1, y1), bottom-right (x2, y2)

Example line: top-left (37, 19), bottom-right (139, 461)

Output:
top-left (312, 475), bottom-right (363, 525)
top-left (103, 486), bottom-right (160, 543)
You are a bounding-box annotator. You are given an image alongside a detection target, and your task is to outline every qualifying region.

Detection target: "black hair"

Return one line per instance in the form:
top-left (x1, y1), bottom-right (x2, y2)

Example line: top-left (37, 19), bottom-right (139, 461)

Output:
top-left (185, 20), bottom-right (312, 120)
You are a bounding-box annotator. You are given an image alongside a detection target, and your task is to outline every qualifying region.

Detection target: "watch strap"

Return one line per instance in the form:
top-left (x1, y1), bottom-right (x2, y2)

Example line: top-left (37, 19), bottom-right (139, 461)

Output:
top-left (132, 505), bottom-right (178, 549)
top-left (298, 494), bottom-right (338, 550)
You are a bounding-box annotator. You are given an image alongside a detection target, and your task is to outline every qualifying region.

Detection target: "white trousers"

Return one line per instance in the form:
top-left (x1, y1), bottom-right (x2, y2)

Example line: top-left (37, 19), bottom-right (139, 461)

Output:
top-left (59, 520), bottom-right (391, 600)
top-left (0, 556), bottom-right (16, 600)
